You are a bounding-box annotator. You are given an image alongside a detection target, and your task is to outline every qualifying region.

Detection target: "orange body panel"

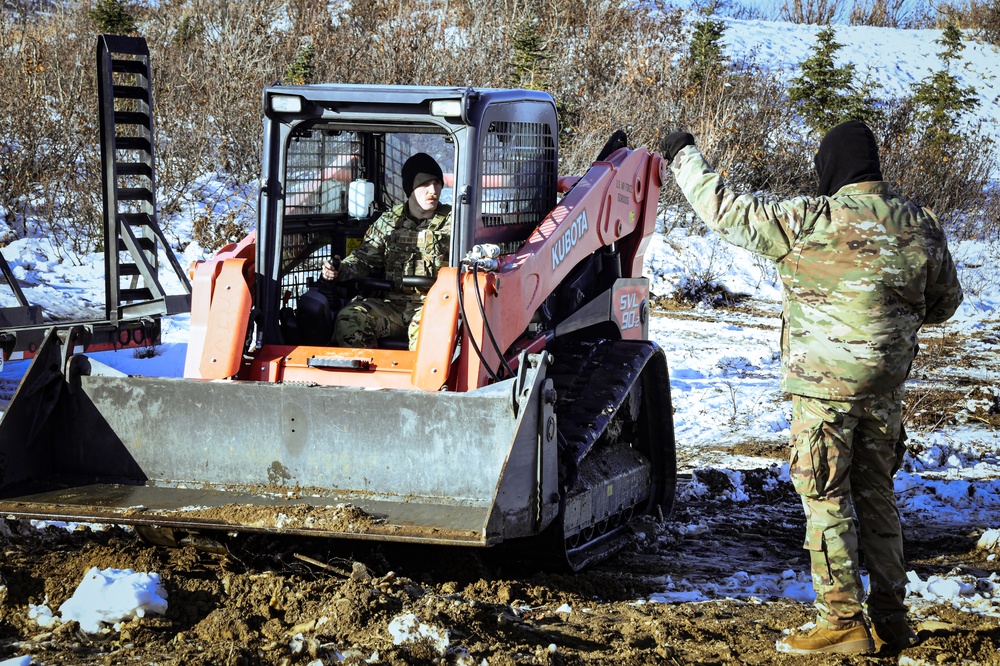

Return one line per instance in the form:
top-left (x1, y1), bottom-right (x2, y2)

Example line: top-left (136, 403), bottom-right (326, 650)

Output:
top-left (184, 232), bottom-right (256, 379)
top-left (197, 258), bottom-right (252, 379)
top-left (233, 267), bottom-right (464, 390)
top-left (412, 267), bottom-right (461, 390)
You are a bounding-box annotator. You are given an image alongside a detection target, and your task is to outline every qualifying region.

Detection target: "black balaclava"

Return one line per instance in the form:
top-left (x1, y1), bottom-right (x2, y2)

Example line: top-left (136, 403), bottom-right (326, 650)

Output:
top-left (401, 153), bottom-right (443, 197)
top-left (814, 120), bottom-right (883, 197)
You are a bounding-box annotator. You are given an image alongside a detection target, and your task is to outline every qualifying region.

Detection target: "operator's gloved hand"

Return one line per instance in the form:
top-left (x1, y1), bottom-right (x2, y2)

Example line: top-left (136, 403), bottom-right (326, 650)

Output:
top-left (659, 131), bottom-right (695, 164)
top-left (320, 256), bottom-right (341, 281)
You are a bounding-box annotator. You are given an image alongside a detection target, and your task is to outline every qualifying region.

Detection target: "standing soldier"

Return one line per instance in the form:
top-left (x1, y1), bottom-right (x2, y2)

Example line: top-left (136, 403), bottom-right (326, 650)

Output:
top-left (661, 121), bottom-right (963, 655)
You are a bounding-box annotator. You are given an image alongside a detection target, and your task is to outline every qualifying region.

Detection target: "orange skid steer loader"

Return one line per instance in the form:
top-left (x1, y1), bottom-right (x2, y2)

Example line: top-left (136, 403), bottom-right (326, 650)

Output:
top-left (0, 36), bottom-right (675, 570)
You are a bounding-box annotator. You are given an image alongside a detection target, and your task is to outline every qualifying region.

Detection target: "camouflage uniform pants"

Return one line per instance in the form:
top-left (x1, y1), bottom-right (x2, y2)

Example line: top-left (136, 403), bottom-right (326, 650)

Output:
top-left (333, 297), bottom-right (423, 350)
top-left (789, 386), bottom-right (909, 629)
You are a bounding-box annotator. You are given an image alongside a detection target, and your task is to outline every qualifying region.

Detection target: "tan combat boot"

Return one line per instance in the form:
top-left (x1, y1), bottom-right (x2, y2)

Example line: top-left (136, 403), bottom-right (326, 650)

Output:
top-left (872, 617), bottom-right (919, 653)
top-left (775, 621), bottom-right (875, 655)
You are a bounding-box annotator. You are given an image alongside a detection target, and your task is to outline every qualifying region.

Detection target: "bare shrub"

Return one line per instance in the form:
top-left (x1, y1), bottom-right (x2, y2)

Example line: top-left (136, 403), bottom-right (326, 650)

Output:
top-left (964, 0), bottom-right (1000, 45)
top-left (875, 97), bottom-right (998, 239)
top-left (654, 48), bottom-right (815, 225)
top-left (0, 4), bottom-right (102, 255)
top-left (779, 0), bottom-right (847, 25)
top-left (849, 0), bottom-right (927, 28)
top-left (932, 0), bottom-right (1000, 33)
top-left (192, 209), bottom-right (251, 251)
top-left (710, 0), bottom-right (776, 21)
top-left (145, 0), bottom-right (290, 183)
top-left (139, 0), bottom-right (294, 246)
top-left (541, 3), bottom-right (685, 169)
top-left (308, 1), bottom-right (450, 85)
top-left (2, 0), bottom-right (996, 259)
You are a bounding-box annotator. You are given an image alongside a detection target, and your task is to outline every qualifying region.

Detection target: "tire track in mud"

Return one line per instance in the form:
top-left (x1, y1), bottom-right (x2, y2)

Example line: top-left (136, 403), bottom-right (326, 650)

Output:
top-left (599, 468), bottom-right (811, 603)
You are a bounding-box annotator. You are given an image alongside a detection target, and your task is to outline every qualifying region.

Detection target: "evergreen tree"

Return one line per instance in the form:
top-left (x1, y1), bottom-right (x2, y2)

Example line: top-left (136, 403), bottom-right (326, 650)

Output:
top-left (508, 18), bottom-right (549, 90)
top-left (286, 43), bottom-right (316, 86)
top-left (687, 10), bottom-right (727, 86)
top-left (173, 15), bottom-right (203, 47)
top-left (88, 0), bottom-right (138, 35)
top-left (911, 23), bottom-right (979, 146)
top-left (788, 26), bottom-right (857, 134)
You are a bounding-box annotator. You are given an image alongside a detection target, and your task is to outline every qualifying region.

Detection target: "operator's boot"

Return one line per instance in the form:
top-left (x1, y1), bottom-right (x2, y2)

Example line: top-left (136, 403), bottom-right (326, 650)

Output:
top-left (775, 620), bottom-right (874, 655)
top-left (872, 617), bottom-right (919, 653)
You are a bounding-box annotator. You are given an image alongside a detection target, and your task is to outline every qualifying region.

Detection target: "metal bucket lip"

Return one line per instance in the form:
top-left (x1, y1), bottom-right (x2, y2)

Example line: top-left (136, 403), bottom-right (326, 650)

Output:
top-left (0, 482), bottom-right (493, 545)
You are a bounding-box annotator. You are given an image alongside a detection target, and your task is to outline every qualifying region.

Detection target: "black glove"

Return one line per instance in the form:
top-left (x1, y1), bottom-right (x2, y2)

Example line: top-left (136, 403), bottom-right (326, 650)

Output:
top-left (659, 131), bottom-right (695, 163)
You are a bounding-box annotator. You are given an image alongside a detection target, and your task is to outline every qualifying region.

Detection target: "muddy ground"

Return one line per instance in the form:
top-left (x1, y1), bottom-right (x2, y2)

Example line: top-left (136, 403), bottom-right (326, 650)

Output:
top-left (0, 474), bottom-right (997, 666)
top-left (1, 312), bottom-right (999, 665)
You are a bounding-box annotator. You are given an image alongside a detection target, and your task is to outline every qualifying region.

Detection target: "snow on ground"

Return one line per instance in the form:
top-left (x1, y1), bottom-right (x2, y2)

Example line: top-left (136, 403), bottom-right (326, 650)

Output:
top-left (2, 12), bottom-right (1000, 644)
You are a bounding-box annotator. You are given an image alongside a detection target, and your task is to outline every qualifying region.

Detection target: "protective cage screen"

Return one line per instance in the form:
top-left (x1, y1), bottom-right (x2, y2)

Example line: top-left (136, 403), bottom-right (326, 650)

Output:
top-left (480, 120), bottom-right (556, 229)
top-left (284, 130), bottom-right (364, 216)
top-left (279, 230), bottom-right (332, 309)
top-left (278, 129), bottom-right (453, 309)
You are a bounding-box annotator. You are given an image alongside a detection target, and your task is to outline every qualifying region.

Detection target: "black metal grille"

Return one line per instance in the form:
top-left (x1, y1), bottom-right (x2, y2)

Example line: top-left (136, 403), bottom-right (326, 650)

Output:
top-left (284, 131), bottom-right (363, 216)
top-left (279, 230), bottom-right (333, 308)
top-left (384, 135), bottom-right (409, 204)
top-left (480, 121), bottom-right (556, 228)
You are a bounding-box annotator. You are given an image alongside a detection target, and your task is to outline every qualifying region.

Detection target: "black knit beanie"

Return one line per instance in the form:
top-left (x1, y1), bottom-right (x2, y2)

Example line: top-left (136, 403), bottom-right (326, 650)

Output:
top-left (401, 153), bottom-right (443, 197)
top-left (814, 120), bottom-right (883, 197)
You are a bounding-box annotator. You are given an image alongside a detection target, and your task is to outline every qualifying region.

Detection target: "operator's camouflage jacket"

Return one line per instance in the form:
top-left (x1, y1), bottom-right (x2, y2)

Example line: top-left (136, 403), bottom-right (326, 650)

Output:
top-left (338, 202), bottom-right (452, 301)
top-left (671, 145), bottom-right (963, 400)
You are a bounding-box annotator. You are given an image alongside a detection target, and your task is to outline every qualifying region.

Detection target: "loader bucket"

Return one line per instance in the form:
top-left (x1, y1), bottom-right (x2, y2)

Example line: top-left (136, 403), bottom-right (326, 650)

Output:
top-left (0, 330), bottom-right (559, 546)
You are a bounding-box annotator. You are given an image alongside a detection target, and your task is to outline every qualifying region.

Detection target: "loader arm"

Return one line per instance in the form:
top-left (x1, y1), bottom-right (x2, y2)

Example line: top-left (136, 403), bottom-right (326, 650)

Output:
top-left (456, 147), bottom-right (665, 390)
top-left (184, 232), bottom-right (256, 379)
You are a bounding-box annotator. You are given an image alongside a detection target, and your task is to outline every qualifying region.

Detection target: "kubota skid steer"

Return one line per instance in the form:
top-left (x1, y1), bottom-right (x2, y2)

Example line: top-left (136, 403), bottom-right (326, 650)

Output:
top-left (0, 37), bottom-right (675, 570)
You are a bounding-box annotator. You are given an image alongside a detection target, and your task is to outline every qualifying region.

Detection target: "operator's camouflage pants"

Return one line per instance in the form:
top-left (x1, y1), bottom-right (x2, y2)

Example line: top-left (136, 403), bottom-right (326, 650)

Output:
top-left (333, 296), bottom-right (423, 350)
top-left (789, 386), bottom-right (909, 629)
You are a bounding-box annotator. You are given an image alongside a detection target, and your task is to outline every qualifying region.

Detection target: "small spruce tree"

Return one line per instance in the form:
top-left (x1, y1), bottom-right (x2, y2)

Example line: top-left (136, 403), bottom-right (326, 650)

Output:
top-left (687, 10), bottom-right (727, 86)
top-left (174, 15), bottom-right (203, 47)
top-left (910, 23), bottom-right (979, 147)
top-left (88, 0), bottom-right (138, 35)
top-left (286, 43), bottom-right (316, 86)
top-left (788, 26), bottom-right (857, 134)
top-left (841, 69), bottom-right (885, 129)
top-left (508, 17), bottom-right (549, 89)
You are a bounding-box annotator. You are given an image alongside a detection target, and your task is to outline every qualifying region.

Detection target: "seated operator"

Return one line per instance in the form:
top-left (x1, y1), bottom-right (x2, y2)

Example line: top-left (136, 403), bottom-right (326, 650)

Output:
top-left (318, 153), bottom-right (452, 350)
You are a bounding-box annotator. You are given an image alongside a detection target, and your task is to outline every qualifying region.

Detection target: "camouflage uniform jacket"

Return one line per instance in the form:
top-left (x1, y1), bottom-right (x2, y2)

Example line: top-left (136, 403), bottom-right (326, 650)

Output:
top-left (671, 145), bottom-right (963, 400)
top-left (338, 203), bottom-right (452, 303)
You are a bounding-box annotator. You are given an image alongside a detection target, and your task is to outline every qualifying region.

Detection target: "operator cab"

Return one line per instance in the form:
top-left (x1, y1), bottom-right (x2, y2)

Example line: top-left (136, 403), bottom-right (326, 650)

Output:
top-left (275, 124), bottom-right (455, 348)
top-left (256, 85), bottom-right (559, 352)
